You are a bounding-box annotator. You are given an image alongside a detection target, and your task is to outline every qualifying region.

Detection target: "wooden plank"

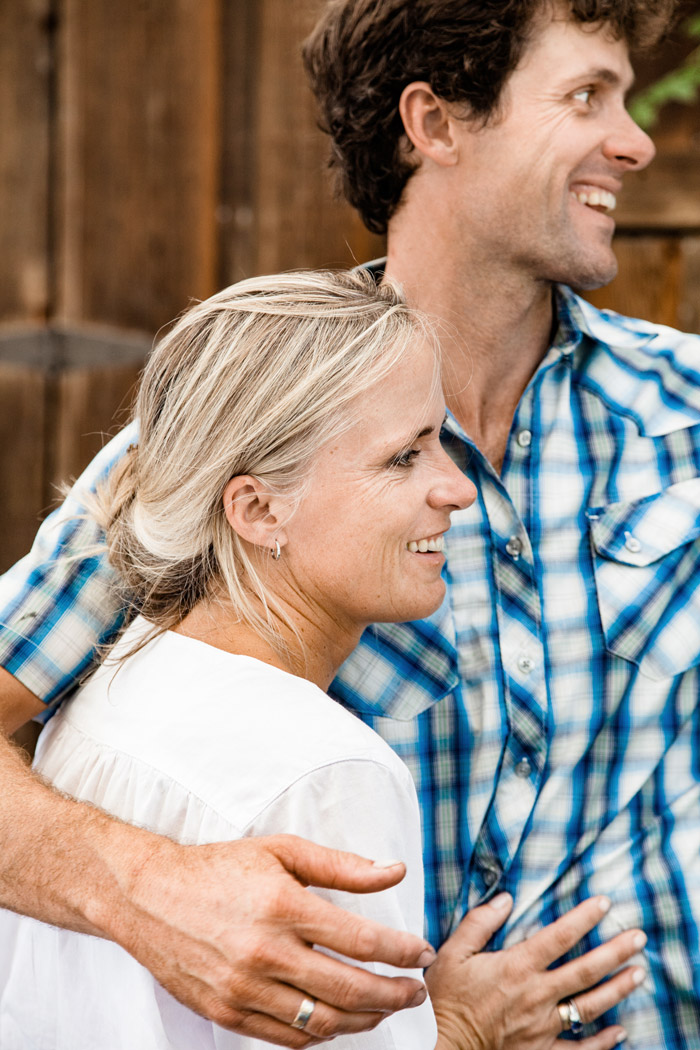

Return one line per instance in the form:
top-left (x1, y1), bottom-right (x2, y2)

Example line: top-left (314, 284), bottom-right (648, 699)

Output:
top-left (0, 0), bottom-right (51, 322)
top-left (0, 325), bottom-right (149, 569)
top-left (218, 0), bottom-right (259, 285)
top-left (0, 361), bottom-right (47, 572)
top-left (679, 236), bottom-right (700, 334)
top-left (50, 364), bottom-right (142, 490)
top-left (56, 0), bottom-right (222, 332)
top-left (248, 0), bottom-right (384, 276)
top-left (615, 152), bottom-right (700, 232)
top-left (586, 236), bottom-right (682, 327)
top-left (47, 325), bottom-right (150, 490)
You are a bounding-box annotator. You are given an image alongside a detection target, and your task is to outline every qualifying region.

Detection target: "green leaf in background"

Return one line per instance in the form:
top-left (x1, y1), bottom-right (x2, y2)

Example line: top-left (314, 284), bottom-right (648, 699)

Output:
top-left (629, 14), bottom-right (700, 129)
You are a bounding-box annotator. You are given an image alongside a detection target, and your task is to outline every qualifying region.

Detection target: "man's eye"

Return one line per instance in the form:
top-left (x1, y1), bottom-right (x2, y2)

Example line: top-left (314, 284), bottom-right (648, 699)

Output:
top-left (573, 88), bottom-right (593, 105)
top-left (391, 448), bottom-right (421, 469)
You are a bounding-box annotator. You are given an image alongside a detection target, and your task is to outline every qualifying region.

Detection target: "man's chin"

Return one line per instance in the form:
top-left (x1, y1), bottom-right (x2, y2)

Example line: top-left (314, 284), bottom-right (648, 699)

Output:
top-left (557, 251), bottom-right (619, 293)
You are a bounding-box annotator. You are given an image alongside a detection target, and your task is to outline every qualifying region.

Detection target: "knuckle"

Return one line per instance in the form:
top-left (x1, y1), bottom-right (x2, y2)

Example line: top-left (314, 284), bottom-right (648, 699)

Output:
top-left (323, 967), bottom-right (367, 1009)
top-left (261, 881), bottom-right (294, 921)
top-left (242, 933), bottom-right (278, 972)
top-left (312, 1013), bottom-right (344, 1039)
top-left (205, 997), bottom-right (245, 1031)
top-left (571, 958), bottom-right (598, 989)
top-left (346, 922), bottom-right (380, 961)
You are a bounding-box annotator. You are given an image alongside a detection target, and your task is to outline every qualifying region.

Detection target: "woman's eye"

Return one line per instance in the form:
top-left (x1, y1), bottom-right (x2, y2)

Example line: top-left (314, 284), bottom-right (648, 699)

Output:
top-left (573, 87), bottom-right (593, 105)
top-left (391, 448), bottom-right (421, 469)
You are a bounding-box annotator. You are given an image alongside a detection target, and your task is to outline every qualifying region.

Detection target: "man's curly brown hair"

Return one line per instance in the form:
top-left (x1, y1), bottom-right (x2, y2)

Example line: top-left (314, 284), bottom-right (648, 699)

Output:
top-left (303, 0), bottom-right (678, 235)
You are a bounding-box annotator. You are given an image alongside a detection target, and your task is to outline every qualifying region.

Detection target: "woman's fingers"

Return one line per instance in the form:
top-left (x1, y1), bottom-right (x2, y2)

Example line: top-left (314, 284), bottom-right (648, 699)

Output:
top-left (554, 928), bottom-right (647, 1002)
top-left (553, 1024), bottom-right (627, 1050)
top-left (431, 892), bottom-right (513, 960)
top-left (521, 896), bottom-right (614, 970)
top-left (552, 963), bottom-right (645, 1035)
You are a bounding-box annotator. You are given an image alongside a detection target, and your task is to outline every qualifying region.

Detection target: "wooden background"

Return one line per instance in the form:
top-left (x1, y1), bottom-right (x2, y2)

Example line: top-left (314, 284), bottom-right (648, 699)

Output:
top-left (1, 0), bottom-right (699, 572)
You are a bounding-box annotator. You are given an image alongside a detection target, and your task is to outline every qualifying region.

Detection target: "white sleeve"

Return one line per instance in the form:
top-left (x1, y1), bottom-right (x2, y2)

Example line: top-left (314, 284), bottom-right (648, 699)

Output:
top-left (219, 756), bottom-right (437, 1050)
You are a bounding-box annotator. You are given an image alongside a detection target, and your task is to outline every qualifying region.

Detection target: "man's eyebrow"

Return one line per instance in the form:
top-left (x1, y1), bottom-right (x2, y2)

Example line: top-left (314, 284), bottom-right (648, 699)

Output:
top-left (562, 67), bottom-right (635, 91)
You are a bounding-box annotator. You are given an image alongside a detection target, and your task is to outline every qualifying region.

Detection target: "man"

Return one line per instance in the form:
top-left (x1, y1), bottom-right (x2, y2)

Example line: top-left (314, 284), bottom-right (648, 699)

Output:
top-left (0, 0), bottom-right (689, 1046)
top-left (305, 0), bottom-right (697, 1045)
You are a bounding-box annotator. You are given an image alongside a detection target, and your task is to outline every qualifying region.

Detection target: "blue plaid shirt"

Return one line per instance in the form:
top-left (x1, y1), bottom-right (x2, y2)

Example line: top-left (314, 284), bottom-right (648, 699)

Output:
top-left (1, 288), bottom-right (699, 1048)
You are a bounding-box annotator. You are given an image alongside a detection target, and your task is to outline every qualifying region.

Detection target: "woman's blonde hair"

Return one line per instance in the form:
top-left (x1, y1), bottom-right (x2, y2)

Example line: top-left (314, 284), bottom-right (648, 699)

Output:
top-left (95, 268), bottom-right (436, 649)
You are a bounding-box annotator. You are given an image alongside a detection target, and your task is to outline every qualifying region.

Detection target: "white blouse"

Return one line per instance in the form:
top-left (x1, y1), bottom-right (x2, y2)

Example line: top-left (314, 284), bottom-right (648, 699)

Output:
top-left (0, 618), bottom-right (436, 1050)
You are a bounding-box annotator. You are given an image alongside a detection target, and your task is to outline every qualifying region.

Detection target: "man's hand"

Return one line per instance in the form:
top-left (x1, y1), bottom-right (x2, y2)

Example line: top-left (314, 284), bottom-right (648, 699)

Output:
top-left (427, 894), bottom-right (644, 1050)
top-left (103, 832), bottom-right (434, 1047)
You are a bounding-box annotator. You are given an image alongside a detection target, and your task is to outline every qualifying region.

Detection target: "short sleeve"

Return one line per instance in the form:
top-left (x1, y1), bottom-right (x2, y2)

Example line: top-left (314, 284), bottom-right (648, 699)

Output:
top-left (240, 758), bottom-right (437, 1050)
top-left (0, 423), bottom-right (138, 707)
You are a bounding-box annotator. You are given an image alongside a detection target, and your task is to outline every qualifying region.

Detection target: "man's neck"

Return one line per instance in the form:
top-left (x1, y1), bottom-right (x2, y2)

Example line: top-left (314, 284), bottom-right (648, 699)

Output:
top-left (384, 229), bottom-right (557, 472)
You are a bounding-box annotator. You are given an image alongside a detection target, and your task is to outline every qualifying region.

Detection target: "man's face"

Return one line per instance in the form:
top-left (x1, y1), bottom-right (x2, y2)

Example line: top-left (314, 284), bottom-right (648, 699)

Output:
top-left (449, 11), bottom-right (655, 290)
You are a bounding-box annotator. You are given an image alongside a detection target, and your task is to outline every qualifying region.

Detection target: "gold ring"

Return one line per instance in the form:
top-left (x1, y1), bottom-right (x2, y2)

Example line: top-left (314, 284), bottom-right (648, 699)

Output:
top-left (557, 997), bottom-right (584, 1035)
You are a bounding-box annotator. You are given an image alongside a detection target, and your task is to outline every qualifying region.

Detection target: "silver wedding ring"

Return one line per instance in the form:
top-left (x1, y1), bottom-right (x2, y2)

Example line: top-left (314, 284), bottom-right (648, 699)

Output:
top-left (291, 996), bottom-right (316, 1031)
top-left (558, 997), bottom-right (584, 1035)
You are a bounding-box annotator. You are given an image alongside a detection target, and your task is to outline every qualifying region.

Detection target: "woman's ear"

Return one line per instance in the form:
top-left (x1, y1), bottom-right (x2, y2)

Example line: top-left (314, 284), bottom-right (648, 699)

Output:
top-left (222, 476), bottom-right (287, 553)
top-left (398, 81), bottom-right (461, 168)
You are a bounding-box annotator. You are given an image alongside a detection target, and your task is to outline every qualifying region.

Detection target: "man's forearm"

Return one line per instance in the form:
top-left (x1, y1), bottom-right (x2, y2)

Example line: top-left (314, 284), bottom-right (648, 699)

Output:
top-left (0, 729), bottom-right (158, 939)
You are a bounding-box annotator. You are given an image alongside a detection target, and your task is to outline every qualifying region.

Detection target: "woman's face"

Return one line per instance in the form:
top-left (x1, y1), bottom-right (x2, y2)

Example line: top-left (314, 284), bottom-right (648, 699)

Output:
top-left (280, 338), bottom-right (476, 631)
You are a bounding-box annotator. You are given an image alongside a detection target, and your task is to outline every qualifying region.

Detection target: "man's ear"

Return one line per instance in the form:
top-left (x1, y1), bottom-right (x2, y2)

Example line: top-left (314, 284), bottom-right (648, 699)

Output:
top-left (222, 476), bottom-right (287, 552)
top-left (398, 81), bottom-right (462, 168)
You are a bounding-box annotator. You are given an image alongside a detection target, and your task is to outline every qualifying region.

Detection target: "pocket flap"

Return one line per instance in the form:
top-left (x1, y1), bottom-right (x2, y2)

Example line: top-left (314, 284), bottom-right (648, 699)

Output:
top-left (588, 478), bottom-right (700, 567)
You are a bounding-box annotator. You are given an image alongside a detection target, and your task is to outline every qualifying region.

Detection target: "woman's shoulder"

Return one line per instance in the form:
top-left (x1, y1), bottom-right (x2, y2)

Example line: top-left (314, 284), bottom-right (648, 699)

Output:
top-left (42, 618), bottom-right (412, 831)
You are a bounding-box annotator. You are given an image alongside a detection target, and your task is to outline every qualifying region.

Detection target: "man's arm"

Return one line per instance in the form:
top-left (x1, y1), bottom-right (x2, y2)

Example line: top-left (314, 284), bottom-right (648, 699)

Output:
top-left (0, 665), bottom-right (433, 1045)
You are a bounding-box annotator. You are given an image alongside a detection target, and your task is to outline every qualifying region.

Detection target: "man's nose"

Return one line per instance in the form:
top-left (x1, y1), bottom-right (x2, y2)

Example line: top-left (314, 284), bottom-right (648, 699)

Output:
top-left (604, 108), bottom-right (656, 172)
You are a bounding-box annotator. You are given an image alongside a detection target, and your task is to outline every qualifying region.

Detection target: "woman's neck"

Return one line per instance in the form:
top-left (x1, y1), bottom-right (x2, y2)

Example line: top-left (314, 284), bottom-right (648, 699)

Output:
top-left (173, 595), bottom-right (360, 692)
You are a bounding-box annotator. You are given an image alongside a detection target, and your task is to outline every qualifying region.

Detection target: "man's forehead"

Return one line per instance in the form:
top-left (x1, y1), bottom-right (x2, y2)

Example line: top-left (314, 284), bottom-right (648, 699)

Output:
top-left (514, 7), bottom-right (635, 86)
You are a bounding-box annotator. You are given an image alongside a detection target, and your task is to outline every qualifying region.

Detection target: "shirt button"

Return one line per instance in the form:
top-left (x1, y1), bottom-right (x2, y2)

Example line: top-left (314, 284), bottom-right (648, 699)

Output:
top-left (506, 536), bottom-right (522, 558)
top-left (517, 429), bottom-right (532, 448)
top-left (515, 758), bottom-right (532, 778)
top-left (483, 866), bottom-right (500, 887)
top-left (625, 534), bottom-right (642, 553)
top-left (517, 655), bottom-right (534, 674)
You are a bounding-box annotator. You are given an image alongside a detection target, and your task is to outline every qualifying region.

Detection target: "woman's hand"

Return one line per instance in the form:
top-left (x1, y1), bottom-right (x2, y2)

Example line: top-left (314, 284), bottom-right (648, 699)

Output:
top-left (427, 894), bottom-right (645, 1050)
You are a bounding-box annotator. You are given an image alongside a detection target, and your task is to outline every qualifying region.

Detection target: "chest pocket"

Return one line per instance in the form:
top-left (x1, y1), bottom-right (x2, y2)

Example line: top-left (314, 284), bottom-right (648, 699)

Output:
top-left (588, 478), bottom-right (700, 680)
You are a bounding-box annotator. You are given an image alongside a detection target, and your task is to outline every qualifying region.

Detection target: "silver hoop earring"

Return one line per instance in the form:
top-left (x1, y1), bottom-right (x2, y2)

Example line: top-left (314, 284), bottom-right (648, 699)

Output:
top-left (271, 539), bottom-right (281, 561)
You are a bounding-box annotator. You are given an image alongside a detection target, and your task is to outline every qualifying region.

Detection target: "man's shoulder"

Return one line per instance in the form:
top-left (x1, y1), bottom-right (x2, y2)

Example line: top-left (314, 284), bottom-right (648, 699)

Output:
top-left (564, 289), bottom-right (700, 438)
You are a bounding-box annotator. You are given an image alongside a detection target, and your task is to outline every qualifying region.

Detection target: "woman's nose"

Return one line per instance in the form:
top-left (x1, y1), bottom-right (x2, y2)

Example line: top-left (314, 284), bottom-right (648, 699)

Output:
top-left (428, 456), bottom-right (477, 511)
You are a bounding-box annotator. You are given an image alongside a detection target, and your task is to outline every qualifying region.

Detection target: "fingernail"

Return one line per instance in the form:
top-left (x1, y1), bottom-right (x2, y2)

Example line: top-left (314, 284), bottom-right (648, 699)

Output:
top-left (488, 892), bottom-right (512, 910)
top-left (410, 984), bottom-right (427, 1006)
top-left (632, 932), bottom-right (647, 950)
top-left (616, 1028), bottom-right (628, 1044)
top-left (372, 859), bottom-right (403, 869)
top-left (632, 967), bottom-right (646, 985)
top-left (597, 895), bottom-right (611, 912)
top-left (418, 946), bottom-right (437, 967)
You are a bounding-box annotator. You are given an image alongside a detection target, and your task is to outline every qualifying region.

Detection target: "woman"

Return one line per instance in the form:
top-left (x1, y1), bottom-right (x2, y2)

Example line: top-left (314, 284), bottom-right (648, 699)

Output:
top-left (0, 271), bottom-right (641, 1049)
top-left (0, 270), bottom-right (463, 1049)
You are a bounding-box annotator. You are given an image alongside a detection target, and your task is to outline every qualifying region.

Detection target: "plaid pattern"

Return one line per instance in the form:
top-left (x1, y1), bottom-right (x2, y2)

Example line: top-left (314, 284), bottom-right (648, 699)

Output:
top-left (333, 290), bottom-right (700, 1048)
top-left (1, 292), bottom-right (699, 1046)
